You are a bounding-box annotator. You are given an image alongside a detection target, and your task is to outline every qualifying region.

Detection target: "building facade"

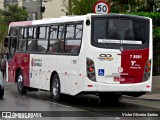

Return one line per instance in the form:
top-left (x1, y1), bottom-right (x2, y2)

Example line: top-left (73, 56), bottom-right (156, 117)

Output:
top-left (0, 0), bottom-right (21, 10)
top-left (23, 0), bottom-right (66, 20)
top-left (22, 0), bottom-right (42, 20)
top-left (0, 0), bottom-right (66, 20)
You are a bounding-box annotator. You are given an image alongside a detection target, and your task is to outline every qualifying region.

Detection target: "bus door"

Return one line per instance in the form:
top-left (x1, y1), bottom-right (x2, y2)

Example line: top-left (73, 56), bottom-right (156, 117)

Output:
top-left (7, 37), bottom-right (17, 83)
top-left (7, 28), bottom-right (18, 83)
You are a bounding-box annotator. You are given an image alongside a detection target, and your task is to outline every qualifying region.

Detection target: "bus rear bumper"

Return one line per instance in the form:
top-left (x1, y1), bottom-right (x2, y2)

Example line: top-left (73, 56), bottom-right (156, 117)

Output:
top-left (83, 77), bottom-right (152, 92)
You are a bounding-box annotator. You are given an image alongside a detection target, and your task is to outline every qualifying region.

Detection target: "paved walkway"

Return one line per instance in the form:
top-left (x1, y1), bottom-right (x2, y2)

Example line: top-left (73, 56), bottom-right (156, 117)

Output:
top-left (138, 93), bottom-right (160, 101)
top-left (122, 76), bottom-right (160, 101)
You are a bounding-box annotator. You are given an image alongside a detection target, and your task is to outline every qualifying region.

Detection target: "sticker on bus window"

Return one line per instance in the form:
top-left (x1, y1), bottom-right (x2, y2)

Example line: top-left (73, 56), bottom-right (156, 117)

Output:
top-left (98, 39), bottom-right (119, 43)
top-left (121, 40), bottom-right (142, 44)
top-left (98, 69), bottom-right (105, 76)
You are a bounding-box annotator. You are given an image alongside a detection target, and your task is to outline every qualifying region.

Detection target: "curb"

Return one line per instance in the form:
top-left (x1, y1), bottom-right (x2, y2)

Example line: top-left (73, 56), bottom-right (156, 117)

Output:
top-left (122, 96), bottom-right (160, 101)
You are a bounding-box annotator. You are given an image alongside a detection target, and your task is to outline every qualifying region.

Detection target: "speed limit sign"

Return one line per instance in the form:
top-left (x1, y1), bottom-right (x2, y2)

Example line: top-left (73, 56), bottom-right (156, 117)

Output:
top-left (93, 1), bottom-right (110, 14)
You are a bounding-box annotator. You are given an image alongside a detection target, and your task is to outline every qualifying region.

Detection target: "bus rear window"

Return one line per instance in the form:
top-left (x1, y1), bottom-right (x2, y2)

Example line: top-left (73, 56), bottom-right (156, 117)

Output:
top-left (92, 18), bottom-right (149, 45)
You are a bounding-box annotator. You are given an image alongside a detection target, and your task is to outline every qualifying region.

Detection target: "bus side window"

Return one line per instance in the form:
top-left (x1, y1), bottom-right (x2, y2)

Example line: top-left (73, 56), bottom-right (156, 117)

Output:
top-left (27, 27), bottom-right (37, 52)
top-left (37, 26), bottom-right (49, 52)
top-left (65, 24), bottom-right (82, 55)
top-left (7, 27), bottom-right (18, 59)
top-left (17, 27), bottom-right (27, 52)
top-left (56, 25), bottom-right (64, 53)
top-left (49, 26), bottom-right (58, 54)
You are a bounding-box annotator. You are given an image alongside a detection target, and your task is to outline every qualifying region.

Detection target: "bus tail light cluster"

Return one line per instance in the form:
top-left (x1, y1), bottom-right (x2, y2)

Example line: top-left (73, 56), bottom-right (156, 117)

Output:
top-left (87, 58), bottom-right (96, 81)
top-left (143, 60), bottom-right (151, 81)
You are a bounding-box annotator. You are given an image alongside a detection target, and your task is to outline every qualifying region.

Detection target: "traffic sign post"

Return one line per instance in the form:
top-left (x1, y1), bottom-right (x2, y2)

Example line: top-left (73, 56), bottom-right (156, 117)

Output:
top-left (93, 0), bottom-right (110, 14)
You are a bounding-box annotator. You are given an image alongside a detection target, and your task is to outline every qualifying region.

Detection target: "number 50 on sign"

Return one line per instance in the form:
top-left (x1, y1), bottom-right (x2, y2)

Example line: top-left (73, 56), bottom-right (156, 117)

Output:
top-left (93, 1), bottom-right (110, 14)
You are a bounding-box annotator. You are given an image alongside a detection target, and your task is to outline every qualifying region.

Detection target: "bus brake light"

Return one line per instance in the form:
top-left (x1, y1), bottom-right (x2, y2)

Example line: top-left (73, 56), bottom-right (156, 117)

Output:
top-left (88, 67), bottom-right (94, 72)
top-left (143, 60), bottom-right (151, 81)
top-left (87, 58), bottom-right (96, 81)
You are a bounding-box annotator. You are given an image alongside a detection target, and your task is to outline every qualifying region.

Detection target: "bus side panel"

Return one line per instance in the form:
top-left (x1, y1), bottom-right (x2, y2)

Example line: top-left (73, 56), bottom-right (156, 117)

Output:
top-left (8, 53), bottom-right (30, 86)
top-left (8, 56), bottom-right (16, 83)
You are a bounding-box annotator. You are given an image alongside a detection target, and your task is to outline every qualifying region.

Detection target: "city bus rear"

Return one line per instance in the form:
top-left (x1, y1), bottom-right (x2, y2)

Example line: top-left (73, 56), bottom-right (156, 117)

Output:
top-left (84, 14), bottom-right (152, 96)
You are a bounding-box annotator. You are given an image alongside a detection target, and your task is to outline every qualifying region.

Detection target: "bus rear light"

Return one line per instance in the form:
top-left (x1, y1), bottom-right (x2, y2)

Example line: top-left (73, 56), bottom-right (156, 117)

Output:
top-left (87, 73), bottom-right (95, 79)
top-left (87, 58), bottom-right (96, 81)
top-left (143, 60), bottom-right (151, 81)
top-left (87, 60), bottom-right (94, 66)
top-left (88, 67), bottom-right (94, 72)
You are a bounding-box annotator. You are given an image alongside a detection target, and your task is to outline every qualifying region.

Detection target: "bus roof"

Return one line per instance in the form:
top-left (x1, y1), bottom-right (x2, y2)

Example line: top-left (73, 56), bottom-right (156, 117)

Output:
top-left (9, 14), bottom-right (88, 27)
top-left (9, 13), bottom-right (151, 27)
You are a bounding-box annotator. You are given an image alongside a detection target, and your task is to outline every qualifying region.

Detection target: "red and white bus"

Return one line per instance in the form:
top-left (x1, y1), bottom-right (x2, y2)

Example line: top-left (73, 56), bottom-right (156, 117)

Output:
top-left (4, 14), bottom-right (152, 102)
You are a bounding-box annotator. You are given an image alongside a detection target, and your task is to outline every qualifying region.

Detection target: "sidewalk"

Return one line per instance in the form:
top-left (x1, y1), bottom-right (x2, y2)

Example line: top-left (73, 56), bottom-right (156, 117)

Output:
top-left (124, 76), bottom-right (160, 101)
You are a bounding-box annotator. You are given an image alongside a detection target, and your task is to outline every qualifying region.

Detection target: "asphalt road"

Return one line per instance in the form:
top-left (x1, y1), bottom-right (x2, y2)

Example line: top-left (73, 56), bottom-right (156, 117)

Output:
top-left (0, 82), bottom-right (160, 120)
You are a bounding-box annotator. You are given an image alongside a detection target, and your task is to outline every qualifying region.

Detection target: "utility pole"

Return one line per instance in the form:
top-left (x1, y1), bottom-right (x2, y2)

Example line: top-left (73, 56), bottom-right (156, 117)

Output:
top-left (68, 0), bottom-right (72, 15)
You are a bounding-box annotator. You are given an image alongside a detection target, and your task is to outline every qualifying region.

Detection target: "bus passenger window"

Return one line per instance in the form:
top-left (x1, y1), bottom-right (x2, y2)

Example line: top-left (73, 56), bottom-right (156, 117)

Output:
top-left (37, 40), bottom-right (48, 52)
top-left (49, 40), bottom-right (58, 54)
top-left (66, 25), bottom-right (75, 39)
top-left (75, 24), bottom-right (82, 38)
top-left (58, 26), bottom-right (64, 39)
top-left (18, 40), bottom-right (26, 52)
top-left (64, 24), bottom-right (82, 55)
top-left (50, 26), bottom-right (58, 39)
top-left (27, 40), bottom-right (36, 52)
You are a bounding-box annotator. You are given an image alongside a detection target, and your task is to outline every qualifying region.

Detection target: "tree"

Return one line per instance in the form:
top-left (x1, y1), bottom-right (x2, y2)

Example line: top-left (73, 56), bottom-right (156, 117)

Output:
top-left (0, 4), bottom-right (28, 53)
top-left (1, 4), bottom-right (28, 25)
top-left (62, 0), bottom-right (160, 15)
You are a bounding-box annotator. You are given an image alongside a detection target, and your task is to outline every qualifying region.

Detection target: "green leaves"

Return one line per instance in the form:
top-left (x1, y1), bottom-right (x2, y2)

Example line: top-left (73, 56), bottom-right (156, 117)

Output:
top-left (0, 4), bottom-right (28, 44)
top-left (2, 4), bottom-right (28, 25)
top-left (71, 0), bottom-right (97, 15)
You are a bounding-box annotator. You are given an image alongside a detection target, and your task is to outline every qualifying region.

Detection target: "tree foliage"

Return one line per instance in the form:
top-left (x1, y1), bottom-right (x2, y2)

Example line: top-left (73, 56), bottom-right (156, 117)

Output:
top-left (1, 4), bottom-right (28, 25)
top-left (0, 4), bottom-right (28, 50)
top-left (71, 0), bottom-right (97, 15)
top-left (62, 0), bottom-right (160, 15)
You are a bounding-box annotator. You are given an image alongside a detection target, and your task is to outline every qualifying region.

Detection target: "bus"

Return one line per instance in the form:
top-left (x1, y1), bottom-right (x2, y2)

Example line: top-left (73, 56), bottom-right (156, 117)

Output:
top-left (4, 13), bottom-right (152, 103)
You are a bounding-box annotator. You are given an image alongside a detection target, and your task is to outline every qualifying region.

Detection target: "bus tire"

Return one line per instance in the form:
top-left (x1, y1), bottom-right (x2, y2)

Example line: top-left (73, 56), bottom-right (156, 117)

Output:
top-left (17, 71), bottom-right (27, 95)
top-left (51, 74), bottom-right (61, 102)
top-left (0, 89), bottom-right (4, 99)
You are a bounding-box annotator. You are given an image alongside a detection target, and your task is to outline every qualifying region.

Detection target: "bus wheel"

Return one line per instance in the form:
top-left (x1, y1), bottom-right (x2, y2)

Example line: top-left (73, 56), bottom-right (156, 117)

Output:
top-left (51, 74), bottom-right (61, 102)
top-left (0, 89), bottom-right (4, 99)
top-left (17, 71), bottom-right (27, 95)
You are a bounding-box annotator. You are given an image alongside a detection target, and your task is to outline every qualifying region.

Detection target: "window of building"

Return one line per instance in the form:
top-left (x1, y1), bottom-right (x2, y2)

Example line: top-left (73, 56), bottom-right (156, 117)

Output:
top-left (25, 0), bottom-right (30, 2)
